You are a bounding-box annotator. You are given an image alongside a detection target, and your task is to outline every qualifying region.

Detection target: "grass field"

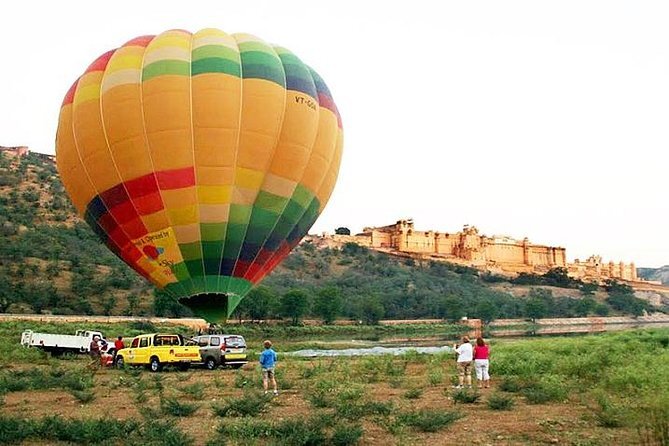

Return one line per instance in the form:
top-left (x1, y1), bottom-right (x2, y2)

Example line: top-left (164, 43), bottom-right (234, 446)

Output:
top-left (0, 321), bottom-right (667, 445)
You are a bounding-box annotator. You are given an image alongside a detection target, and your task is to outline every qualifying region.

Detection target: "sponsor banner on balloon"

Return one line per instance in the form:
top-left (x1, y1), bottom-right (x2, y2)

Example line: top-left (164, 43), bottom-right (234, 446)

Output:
top-left (132, 228), bottom-right (182, 279)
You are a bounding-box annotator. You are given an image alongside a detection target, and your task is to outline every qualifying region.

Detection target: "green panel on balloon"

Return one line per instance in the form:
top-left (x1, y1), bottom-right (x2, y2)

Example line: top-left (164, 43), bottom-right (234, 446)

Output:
top-left (179, 277), bottom-right (253, 320)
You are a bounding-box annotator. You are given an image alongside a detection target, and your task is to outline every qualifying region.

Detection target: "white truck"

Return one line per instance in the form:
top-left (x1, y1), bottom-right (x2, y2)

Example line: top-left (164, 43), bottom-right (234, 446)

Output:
top-left (20, 329), bottom-right (115, 356)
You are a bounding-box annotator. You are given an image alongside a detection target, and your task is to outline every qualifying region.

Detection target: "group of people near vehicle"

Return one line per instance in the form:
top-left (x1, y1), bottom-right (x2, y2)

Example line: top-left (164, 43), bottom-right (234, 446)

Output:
top-left (88, 335), bottom-right (125, 369)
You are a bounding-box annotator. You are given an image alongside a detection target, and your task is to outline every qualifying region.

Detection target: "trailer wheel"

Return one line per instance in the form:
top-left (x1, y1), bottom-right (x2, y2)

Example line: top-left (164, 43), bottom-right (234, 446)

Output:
top-left (149, 356), bottom-right (162, 372)
top-left (204, 357), bottom-right (217, 370)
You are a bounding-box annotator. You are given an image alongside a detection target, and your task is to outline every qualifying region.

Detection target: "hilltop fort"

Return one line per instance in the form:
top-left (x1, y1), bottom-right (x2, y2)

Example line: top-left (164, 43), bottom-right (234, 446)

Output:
top-left (319, 219), bottom-right (662, 288)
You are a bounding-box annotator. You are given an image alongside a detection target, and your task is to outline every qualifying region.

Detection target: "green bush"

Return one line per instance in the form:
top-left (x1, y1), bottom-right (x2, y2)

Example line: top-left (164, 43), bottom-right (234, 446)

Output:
top-left (335, 400), bottom-right (394, 420)
top-left (212, 391), bottom-right (271, 417)
top-left (451, 388), bottom-right (481, 404)
top-left (403, 388), bottom-right (423, 399)
top-left (487, 393), bottom-right (514, 410)
top-left (179, 382), bottom-right (204, 400)
top-left (331, 423), bottom-right (364, 445)
top-left (397, 409), bottom-right (463, 432)
top-left (69, 389), bottom-right (96, 404)
top-left (160, 397), bottom-right (199, 417)
top-left (522, 378), bottom-right (568, 404)
top-left (637, 404), bottom-right (669, 446)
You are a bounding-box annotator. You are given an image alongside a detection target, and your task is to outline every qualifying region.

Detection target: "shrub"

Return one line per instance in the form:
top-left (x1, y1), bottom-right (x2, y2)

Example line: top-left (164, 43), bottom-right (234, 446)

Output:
top-left (331, 423), bottom-right (364, 445)
top-left (161, 397), bottom-right (199, 417)
top-left (403, 388), bottom-right (423, 399)
top-left (215, 418), bottom-right (274, 440)
top-left (521, 375), bottom-right (568, 404)
top-left (134, 420), bottom-right (194, 446)
top-left (451, 388), bottom-right (481, 404)
top-left (637, 404), bottom-right (669, 446)
top-left (274, 416), bottom-right (329, 446)
top-left (179, 383), bottom-right (204, 400)
top-left (498, 376), bottom-right (520, 393)
top-left (427, 369), bottom-right (444, 386)
top-left (212, 392), bottom-right (271, 417)
top-left (335, 400), bottom-right (394, 420)
top-left (69, 389), bottom-right (96, 404)
top-left (397, 409), bottom-right (463, 432)
top-left (487, 393), bottom-right (514, 410)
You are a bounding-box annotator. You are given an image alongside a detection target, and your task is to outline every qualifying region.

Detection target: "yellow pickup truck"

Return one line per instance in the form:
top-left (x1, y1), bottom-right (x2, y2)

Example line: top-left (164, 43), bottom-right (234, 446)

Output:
top-left (115, 334), bottom-right (201, 372)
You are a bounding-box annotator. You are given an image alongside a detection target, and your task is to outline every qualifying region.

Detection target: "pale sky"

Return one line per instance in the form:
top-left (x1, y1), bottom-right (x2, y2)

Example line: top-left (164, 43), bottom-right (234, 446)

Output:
top-left (1, 1), bottom-right (667, 267)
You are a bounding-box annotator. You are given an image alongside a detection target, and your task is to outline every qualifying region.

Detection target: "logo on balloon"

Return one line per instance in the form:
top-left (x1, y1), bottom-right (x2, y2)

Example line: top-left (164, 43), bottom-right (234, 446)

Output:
top-left (142, 245), bottom-right (164, 260)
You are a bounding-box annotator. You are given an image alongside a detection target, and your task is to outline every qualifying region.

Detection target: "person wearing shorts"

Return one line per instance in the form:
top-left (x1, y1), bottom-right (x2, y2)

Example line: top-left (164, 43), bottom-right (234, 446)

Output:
top-left (454, 336), bottom-right (473, 389)
top-left (473, 337), bottom-right (490, 389)
top-left (259, 340), bottom-right (278, 395)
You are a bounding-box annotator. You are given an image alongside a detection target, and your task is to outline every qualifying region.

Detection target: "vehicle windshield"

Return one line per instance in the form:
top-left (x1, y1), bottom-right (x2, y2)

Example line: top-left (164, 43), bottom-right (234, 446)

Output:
top-left (224, 336), bottom-right (245, 347)
top-left (154, 335), bottom-right (181, 346)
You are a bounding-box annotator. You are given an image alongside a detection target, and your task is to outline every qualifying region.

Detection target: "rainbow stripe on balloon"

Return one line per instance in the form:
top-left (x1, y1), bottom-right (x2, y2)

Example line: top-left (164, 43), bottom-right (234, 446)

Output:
top-left (56, 29), bottom-right (343, 322)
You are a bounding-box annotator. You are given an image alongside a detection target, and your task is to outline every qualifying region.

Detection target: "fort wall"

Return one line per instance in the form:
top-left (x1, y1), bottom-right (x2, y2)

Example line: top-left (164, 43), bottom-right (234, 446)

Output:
top-left (340, 219), bottom-right (641, 284)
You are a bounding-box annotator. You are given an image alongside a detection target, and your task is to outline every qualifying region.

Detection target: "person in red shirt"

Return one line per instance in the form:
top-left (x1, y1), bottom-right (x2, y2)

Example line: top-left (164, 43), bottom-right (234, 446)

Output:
top-left (113, 336), bottom-right (124, 365)
top-left (473, 337), bottom-right (490, 389)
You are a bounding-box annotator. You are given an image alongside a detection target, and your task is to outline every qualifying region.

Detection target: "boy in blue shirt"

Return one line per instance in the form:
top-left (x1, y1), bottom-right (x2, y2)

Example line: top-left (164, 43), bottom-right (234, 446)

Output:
top-left (259, 340), bottom-right (278, 395)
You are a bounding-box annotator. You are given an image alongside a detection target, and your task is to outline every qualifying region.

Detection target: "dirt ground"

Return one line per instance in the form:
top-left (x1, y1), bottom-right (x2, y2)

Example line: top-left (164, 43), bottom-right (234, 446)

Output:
top-left (0, 357), bottom-right (641, 446)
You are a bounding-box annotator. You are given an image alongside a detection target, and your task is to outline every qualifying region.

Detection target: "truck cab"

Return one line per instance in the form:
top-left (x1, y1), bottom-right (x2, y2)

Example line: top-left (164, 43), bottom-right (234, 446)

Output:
top-left (116, 334), bottom-right (200, 372)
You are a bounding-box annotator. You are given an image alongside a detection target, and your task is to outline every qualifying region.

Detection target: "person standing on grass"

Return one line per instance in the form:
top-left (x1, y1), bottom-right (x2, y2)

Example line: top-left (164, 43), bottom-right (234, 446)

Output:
top-left (473, 337), bottom-right (490, 389)
top-left (87, 335), bottom-right (101, 370)
top-left (259, 340), bottom-right (278, 395)
top-left (453, 335), bottom-right (473, 389)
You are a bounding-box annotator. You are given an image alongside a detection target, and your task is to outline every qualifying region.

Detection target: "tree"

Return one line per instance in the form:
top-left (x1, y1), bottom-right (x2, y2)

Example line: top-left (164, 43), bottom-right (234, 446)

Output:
top-left (439, 295), bottom-right (466, 322)
top-left (574, 297), bottom-right (597, 317)
top-left (606, 293), bottom-right (646, 317)
top-left (126, 294), bottom-right (140, 316)
top-left (580, 282), bottom-right (598, 296)
top-left (524, 297), bottom-right (548, 322)
top-left (359, 296), bottom-right (384, 325)
top-left (102, 295), bottom-right (117, 316)
top-left (313, 287), bottom-right (342, 324)
top-left (280, 289), bottom-right (310, 325)
top-left (335, 227), bottom-right (351, 235)
top-left (240, 286), bottom-right (277, 321)
top-left (543, 267), bottom-right (576, 288)
top-left (474, 299), bottom-right (499, 325)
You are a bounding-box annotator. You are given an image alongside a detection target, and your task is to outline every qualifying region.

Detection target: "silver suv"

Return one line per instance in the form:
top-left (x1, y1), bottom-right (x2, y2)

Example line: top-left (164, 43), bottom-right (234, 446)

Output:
top-left (192, 334), bottom-right (248, 370)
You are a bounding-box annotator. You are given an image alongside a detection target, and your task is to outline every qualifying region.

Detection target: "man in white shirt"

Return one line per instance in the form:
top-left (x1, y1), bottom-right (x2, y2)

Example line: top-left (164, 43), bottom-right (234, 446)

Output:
top-left (453, 336), bottom-right (473, 389)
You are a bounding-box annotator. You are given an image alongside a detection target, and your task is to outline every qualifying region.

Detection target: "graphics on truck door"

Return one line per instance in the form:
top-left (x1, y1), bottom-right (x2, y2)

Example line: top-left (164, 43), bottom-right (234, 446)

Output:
top-left (125, 336), bottom-right (148, 365)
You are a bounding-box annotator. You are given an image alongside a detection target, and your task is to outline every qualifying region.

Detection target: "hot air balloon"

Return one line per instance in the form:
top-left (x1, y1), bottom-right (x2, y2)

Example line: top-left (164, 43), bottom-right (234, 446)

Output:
top-left (56, 29), bottom-right (343, 322)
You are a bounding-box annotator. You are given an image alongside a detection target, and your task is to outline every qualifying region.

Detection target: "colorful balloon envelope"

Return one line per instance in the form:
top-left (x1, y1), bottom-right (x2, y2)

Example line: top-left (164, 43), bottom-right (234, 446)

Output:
top-left (56, 28), bottom-right (343, 322)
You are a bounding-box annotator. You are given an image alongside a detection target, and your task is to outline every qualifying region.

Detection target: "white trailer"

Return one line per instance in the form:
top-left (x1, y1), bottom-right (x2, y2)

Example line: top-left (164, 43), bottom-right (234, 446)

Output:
top-left (20, 329), bottom-right (115, 356)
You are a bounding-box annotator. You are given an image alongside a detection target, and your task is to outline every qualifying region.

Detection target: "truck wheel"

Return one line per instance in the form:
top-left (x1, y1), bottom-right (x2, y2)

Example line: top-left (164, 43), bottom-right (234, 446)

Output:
top-left (205, 357), bottom-right (217, 370)
top-left (149, 357), bottom-right (162, 372)
top-left (116, 356), bottom-right (125, 369)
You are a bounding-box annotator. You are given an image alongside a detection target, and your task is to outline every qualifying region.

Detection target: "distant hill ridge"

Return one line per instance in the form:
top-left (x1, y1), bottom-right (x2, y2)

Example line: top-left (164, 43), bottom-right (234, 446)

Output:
top-left (638, 266), bottom-right (669, 286)
top-left (0, 146), bottom-right (666, 321)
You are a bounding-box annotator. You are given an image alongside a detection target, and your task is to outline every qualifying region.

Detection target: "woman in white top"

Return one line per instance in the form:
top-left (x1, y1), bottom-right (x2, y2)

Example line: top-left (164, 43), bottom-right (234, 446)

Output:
top-left (453, 336), bottom-right (473, 389)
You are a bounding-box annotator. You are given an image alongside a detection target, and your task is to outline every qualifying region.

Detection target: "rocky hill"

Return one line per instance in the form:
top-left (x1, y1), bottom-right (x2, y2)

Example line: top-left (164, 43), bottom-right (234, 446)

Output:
top-left (638, 266), bottom-right (669, 286)
top-left (0, 148), bottom-right (664, 321)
